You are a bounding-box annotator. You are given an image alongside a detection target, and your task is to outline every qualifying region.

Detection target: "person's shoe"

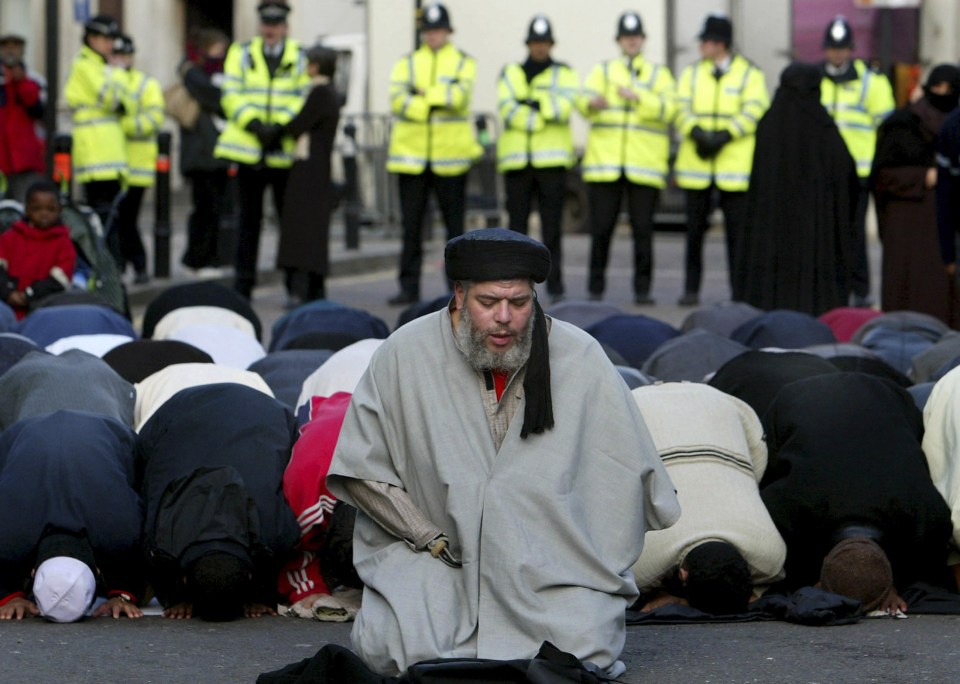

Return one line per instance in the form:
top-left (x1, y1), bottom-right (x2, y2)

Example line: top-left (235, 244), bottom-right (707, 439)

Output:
top-left (388, 291), bottom-right (419, 306)
top-left (634, 292), bottom-right (655, 306)
top-left (133, 271), bottom-right (150, 285)
top-left (677, 292), bottom-right (699, 307)
top-left (588, 292), bottom-right (603, 302)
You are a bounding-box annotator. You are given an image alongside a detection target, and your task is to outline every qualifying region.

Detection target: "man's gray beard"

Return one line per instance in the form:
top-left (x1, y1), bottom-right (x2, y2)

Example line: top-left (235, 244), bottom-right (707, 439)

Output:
top-left (456, 305), bottom-right (534, 373)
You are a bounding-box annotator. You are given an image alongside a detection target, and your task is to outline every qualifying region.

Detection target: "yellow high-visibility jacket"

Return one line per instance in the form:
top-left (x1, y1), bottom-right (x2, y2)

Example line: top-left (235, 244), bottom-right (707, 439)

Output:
top-left (119, 68), bottom-right (165, 188)
top-left (496, 61), bottom-right (578, 173)
top-left (579, 54), bottom-right (677, 188)
top-left (64, 45), bottom-right (127, 184)
top-left (674, 54), bottom-right (769, 192)
top-left (387, 42), bottom-right (481, 176)
top-left (821, 60), bottom-right (895, 178)
top-left (214, 37), bottom-right (309, 168)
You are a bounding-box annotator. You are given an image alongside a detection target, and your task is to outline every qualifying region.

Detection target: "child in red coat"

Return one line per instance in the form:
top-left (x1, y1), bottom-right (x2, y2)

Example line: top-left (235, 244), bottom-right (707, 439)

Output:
top-left (0, 180), bottom-right (76, 318)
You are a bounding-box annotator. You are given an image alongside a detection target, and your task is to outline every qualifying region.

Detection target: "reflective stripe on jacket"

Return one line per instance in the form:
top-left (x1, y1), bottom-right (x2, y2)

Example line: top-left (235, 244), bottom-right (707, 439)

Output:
top-left (120, 69), bottom-right (165, 188)
top-left (821, 60), bottom-right (895, 178)
top-left (65, 45), bottom-right (127, 183)
top-left (674, 54), bottom-right (768, 192)
top-left (386, 42), bottom-right (481, 176)
top-left (496, 61), bottom-right (578, 173)
top-left (579, 55), bottom-right (676, 187)
top-left (214, 37), bottom-right (309, 168)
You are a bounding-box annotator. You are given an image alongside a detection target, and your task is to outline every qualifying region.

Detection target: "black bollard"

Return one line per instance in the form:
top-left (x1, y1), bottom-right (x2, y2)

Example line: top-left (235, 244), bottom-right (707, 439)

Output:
top-left (342, 120), bottom-right (361, 250)
top-left (153, 132), bottom-right (172, 278)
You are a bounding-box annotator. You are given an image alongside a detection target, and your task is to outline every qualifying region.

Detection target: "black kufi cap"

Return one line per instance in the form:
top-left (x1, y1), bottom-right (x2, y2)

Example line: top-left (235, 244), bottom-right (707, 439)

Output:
top-left (823, 15), bottom-right (854, 49)
top-left (617, 11), bottom-right (645, 38)
top-left (420, 3), bottom-right (452, 31)
top-left (258, 1), bottom-right (291, 24)
top-left (445, 227), bottom-right (550, 283)
top-left (84, 14), bottom-right (119, 38)
top-left (698, 13), bottom-right (732, 45)
top-left (446, 228), bottom-right (554, 439)
top-left (526, 15), bottom-right (554, 43)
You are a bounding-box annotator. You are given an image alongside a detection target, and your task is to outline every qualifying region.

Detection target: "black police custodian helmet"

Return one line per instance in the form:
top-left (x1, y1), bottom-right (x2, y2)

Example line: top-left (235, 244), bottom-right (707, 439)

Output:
top-left (823, 16), bottom-right (854, 50)
top-left (698, 13), bottom-right (733, 46)
top-left (258, 1), bottom-right (291, 25)
top-left (420, 3), bottom-right (453, 32)
top-left (617, 11), bottom-right (645, 39)
top-left (113, 34), bottom-right (135, 55)
top-left (526, 15), bottom-right (554, 44)
top-left (84, 14), bottom-right (119, 38)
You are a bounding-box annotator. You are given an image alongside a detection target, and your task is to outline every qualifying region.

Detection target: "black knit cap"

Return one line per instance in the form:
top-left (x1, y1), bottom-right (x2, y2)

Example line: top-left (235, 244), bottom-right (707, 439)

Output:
top-left (445, 228), bottom-right (554, 439)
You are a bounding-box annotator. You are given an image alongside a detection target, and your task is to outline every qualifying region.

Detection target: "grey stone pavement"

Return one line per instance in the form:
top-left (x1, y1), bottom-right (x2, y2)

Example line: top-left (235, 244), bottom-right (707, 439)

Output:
top-left (3, 195), bottom-right (930, 684)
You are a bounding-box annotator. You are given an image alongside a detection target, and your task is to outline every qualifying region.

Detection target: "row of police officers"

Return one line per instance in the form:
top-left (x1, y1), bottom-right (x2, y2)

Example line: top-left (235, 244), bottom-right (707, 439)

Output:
top-left (384, 5), bottom-right (894, 308)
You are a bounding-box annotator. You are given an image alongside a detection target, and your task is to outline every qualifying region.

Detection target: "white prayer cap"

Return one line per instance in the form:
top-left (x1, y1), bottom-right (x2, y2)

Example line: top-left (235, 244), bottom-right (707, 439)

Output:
top-left (33, 556), bottom-right (96, 623)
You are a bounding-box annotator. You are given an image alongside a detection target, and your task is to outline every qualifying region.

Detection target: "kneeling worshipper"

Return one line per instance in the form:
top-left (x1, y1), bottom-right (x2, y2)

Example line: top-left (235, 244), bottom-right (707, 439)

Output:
top-left (136, 384), bottom-right (300, 621)
top-left (919, 365), bottom-right (960, 592)
top-left (327, 228), bottom-right (680, 677)
top-left (280, 392), bottom-right (362, 621)
top-left (0, 411), bottom-right (145, 621)
top-left (0, 348), bottom-right (135, 430)
top-left (631, 383), bottom-right (786, 615)
top-left (761, 372), bottom-right (954, 613)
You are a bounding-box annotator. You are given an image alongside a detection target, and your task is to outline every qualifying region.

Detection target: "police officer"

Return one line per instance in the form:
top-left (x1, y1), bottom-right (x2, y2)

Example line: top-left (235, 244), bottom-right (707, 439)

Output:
top-left (496, 15), bottom-right (578, 303)
top-left (674, 14), bottom-right (768, 306)
top-left (64, 15), bottom-right (127, 232)
top-left (386, 2), bottom-right (481, 306)
top-left (112, 34), bottom-right (164, 284)
top-left (580, 11), bottom-right (676, 305)
top-left (820, 15), bottom-right (895, 308)
top-left (214, 1), bottom-right (309, 300)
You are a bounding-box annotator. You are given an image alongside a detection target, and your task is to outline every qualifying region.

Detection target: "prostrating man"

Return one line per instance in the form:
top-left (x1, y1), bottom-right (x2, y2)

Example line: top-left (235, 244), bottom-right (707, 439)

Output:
top-left (674, 13), bottom-right (768, 306)
top-left (385, 2), bottom-right (481, 306)
top-left (214, 1), bottom-right (309, 299)
top-left (761, 372), bottom-right (953, 613)
top-left (496, 15), bottom-right (578, 302)
top-left (0, 411), bottom-right (145, 621)
top-left (136, 383), bottom-right (300, 620)
top-left (580, 11), bottom-right (676, 305)
top-left (631, 383), bottom-right (786, 615)
top-left (820, 16), bottom-right (895, 307)
top-left (328, 228), bottom-right (680, 677)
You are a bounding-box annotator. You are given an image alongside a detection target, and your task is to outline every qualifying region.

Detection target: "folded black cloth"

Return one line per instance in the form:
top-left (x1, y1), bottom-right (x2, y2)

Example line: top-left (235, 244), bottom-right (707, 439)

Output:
top-left (900, 581), bottom-right (960, 614)
top-left (628, 587), bottom-right (861, 627)
top-left (257, 641), bottom-right (608, 684)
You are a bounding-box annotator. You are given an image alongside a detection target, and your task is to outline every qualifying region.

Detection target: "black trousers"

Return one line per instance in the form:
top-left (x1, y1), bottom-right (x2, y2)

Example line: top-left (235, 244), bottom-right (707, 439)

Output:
top-left (850, 183), bottom-right (871, 298)
top-left (112, 185), bottom-right (148, 273)
top-left (504, 166), bottom-right (567, 296)
top-left (83, 179), bottom-right (122, 235)
top-left (235, 164), bottom-right (289, 298)
top-left (587, 178), bottom-right (659, 296)
top-left (182, 170), bottom-right (228, 269)
top-left (683, 186), bottom-right (748, 295)
top-left (397, 170), bottom-right (466, 297)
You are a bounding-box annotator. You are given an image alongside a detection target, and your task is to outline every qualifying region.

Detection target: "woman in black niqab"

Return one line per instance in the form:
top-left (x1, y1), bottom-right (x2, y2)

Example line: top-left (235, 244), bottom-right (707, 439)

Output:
top-left (734, 62), bottom-right (859, 315)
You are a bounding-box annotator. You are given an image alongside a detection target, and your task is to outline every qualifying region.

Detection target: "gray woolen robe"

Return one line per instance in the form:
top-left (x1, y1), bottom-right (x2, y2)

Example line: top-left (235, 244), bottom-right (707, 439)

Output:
top-left (327, 308), bottom-right (681, 675)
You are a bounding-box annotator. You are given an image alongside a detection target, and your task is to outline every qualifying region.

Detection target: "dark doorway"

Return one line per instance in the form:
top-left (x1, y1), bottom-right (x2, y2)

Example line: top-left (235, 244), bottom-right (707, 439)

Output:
top-left (185, 0), bottom-right (235, 50)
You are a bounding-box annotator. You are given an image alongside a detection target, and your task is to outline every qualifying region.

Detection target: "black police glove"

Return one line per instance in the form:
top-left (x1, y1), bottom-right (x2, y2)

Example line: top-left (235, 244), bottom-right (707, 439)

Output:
top-left (259, 123), bottom-right (284, 152)
top-left (245, 119), bottom-right (265, 135)
top-left (691, 125), bottom-right (715, 159)
top-left (525, 98), bottom-right (541, 111)
top-left (709, 129), bottom-right (733, 152)
top-left (115, 102), bottom-right (127, 117)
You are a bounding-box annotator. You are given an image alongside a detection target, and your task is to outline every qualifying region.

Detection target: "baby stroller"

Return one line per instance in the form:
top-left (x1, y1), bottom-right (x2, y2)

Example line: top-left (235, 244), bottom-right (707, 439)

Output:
top-left (0, 191), bottom-right (129, 317)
